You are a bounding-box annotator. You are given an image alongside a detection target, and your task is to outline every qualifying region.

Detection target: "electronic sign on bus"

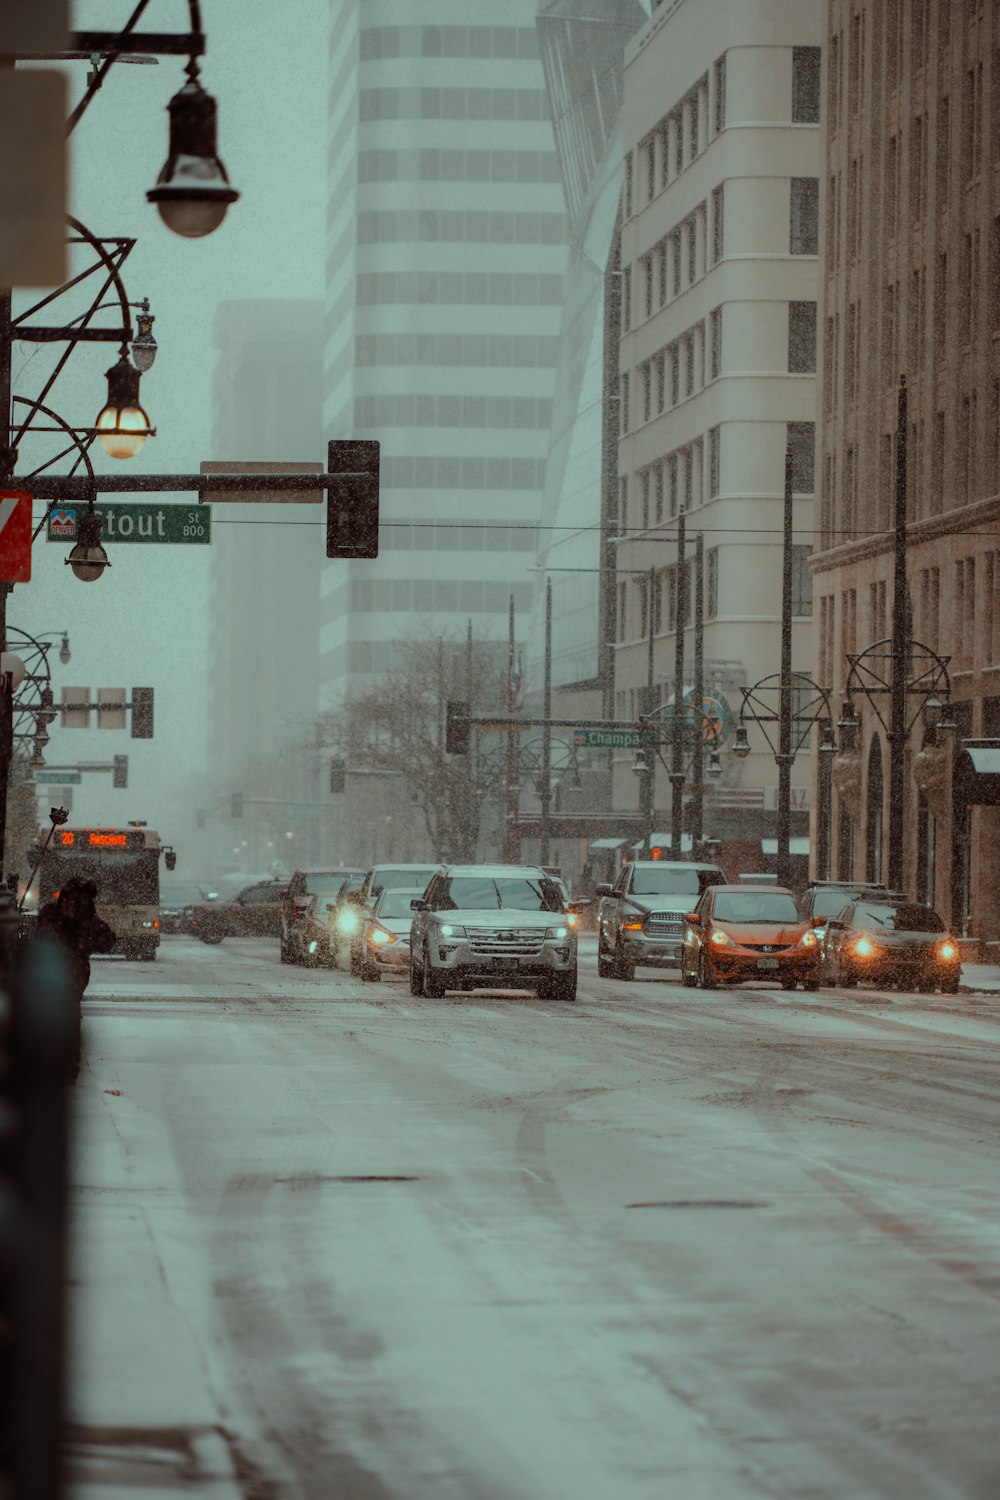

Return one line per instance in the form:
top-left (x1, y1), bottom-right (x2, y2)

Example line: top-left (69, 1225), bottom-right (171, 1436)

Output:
top-left (55, 828), bottom-right (134, 848)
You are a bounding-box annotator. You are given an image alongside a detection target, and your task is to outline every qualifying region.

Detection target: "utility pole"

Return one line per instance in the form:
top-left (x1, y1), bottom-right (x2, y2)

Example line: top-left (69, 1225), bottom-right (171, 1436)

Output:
top-left (777, 448), bottom-right (794, 889)
top-left (540, 579), bottom-right (552, 865)
top-left (640, 563), bottom-right (656, 855)
top-left (888, 374), bottom-right (908, 891)
top-left (503, 593), bottom-right (518, 863)
top-left (691, 532), bottom-right (705, 855)
top-left (670, 511), bottom-right (687, 858)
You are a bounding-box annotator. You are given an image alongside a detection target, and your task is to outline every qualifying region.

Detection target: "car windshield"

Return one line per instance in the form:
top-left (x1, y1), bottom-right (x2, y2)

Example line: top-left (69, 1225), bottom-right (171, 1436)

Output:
top-left (372, 868), bottom-right (436, 896)
top-left (377, 889), bottom-right (419, 920)
top-left (161, 883), bottom-right (204, 905)
top-left (853, 902), bottom-right (946, 932)
top-left (631, 867), bottom-right (721, 896)
top-left (306, 873), bottom-right (351, 895)
top-left (437, 876), bottom-right (563, 912)
top-left (712, 892), bottom-right (802, 924)
top-left (812, 889), bottom-right (860, 918)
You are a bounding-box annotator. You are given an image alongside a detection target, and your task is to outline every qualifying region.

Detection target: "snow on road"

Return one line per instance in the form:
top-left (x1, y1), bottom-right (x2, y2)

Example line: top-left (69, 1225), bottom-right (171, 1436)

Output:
top-left (67, 938), bottom-right (1000, 1499)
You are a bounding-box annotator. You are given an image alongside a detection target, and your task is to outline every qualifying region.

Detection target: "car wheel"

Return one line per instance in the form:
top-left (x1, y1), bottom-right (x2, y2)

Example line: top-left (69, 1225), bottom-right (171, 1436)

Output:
top-left (541, 968), bottom-right (577, 1002)
top-left (349, 941), bottom-right (363, 976)
top-left (698, 953), bottom-right (716, 990)
top-left (681, 961), bottom-right (697, 988)
top-left (614, 940), bottom-right (636, 982)
top-left (408, 956), bottom-right (423, 995)
top-left (198, 932), bottom-right (224, 946)
top-left (360, 960), bottom-right (381, 983)
top-left (422, 945), bottom-right (447, 998)
top-left (782, 979), bottom-right (798, 991)
top-left (803, 980), bottom-right (820, 991)
top-left (940, 976), bottom-right (960, 994)
top-left (837, 964), bottom-right (857, 988)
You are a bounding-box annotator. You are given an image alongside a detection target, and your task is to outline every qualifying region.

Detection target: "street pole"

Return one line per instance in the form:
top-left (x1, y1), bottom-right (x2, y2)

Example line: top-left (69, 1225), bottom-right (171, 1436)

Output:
top-left (639, 563), bottom-right (655, 854)
top-left (503, 593), bottom-right (518, 863)
top-left (888, 374), bottom-right (908, 891)
top-left (670, 512), bottom-right (687, 857)
top-left (1, 284), bottom-right (13, 882)
top-left (465, 618), bottom-right (474, 861)
top-left (540, 579), bottom-right (552, 865)
top-left (817, 734), bottom-right (832, 881)
top-left (777, 448), bottom-right (794, 889)
top-left (692, 532), bottom-right (704, 854)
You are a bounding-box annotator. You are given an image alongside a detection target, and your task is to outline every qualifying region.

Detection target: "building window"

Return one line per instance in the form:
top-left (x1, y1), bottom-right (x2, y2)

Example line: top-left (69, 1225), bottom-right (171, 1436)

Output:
top-left (670, 345), bottom-right (680, 405)
top-left (707, 547), bottom-right (719, 618)
top-left (640, 468), bottom-right (650, 529)
top-left (617, 581), bottom-right (627, 640)
top-left (714, 54), bottom-right (726, 133)
top-left (642, 363), bottom-right (652, 423)
top-left (687, 219), bottom-right (697, 284)
top-left (646, 138), bottom-right (656, 202)
top-left (788, 302), bottom-right (817, 372)
top-left (683, 447), bottom-right (693, 510)
top-left (654, 462), bottom-right (664, 523)
top-left (675, 111), bottom-right (684, 174)
top-left (624, 151), bottom-right (634, 217)
top-left (618, 475), bottom-right (628, 534)
top-left (658, 242), bottom-right (668, 305)
top-left (671, 232), bottom-right (682, 295)
top-left (668, 455), bottom-right (678, 517)
top-left (684, 335), bottom-right (695, 395)
top-left (656, 352), bottom-right (666, 413)
top-left (787, 421), bottom-right (815, 491)
top-left (622, 264), bottom-right (632, 332)
top-left (710, 307), bottom-right (722, 378)
top-left (792, 46), bottom-right (821, 123)
top-left (644, 255), bottom-right (654, 317)
top-left (790, 177), bottom-right (819, 255)
top-left (711, 185), bottom-right (724, 263)
top-left (790, 547), bottom-right (813, 618)
top-left (620, 371), bottom-right (629, 433)
top-left (709, 426), bottom-right (721, 496)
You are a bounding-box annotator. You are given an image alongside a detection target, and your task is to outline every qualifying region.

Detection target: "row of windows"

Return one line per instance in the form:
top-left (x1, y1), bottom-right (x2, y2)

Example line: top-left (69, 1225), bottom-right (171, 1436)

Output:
top-left (359, 26), bottom-right (540, 62)
top-left (622, 310), bottom-right (725, 435)
top-left (379, 522), bottom-right (537, 553)
top-left (348, 579), bottom-right (534, 615)
top-left (354, 393), bottom-right (553, 430)
top-left (623, 421), bottom-right (815, 534)
top-left (357, 209), bottom-right (566, 245)
top-left (357, 147), bottom-right (561, 185)
top-left (358, 87), bottom-right (550, 123)
top-left (615, 547), bottom-right (813, 645)
top-left (355, 332), bottom-right (560, 369)
top-left (356, 270), bottom-right (564, 309)
top-left (380, 455), bottom-right (546, 492)
top-left (623, 192), bottom-right (721, 330)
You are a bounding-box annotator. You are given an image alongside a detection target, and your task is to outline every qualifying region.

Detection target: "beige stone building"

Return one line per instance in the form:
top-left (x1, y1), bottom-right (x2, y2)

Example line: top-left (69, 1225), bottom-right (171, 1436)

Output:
top-left (814, 0), bottom-right (1000, 939)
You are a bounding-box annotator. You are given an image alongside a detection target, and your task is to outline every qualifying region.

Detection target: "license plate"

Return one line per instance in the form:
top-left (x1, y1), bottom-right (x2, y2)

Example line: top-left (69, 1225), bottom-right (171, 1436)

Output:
top-left (494, 957), bottom-right (519, 971)
top-left (756, 957), bottom-right (780, 970)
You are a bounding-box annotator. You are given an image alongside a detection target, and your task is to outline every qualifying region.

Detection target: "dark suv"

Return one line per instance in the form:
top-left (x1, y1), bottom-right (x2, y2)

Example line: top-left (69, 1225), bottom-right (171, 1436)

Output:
top-left (799, 881), bottom-right (907, 957)
top-left (596, 860), bottom-right (727, 979)
top-left (281, 866), bottom-right (363, 966)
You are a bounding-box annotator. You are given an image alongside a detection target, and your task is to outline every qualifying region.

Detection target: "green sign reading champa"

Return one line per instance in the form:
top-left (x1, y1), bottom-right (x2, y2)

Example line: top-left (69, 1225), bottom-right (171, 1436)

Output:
top-left (46, 503), bottom-right (211, 544)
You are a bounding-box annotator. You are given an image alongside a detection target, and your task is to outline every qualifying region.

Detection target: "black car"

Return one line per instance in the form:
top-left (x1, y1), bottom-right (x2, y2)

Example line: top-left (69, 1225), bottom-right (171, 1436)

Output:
top-left (822, 899), bottom-right (961, 992)
top-left (799, 881), bottom-right (907, 964)
top-left (160, 881), bottom-right (208, 935)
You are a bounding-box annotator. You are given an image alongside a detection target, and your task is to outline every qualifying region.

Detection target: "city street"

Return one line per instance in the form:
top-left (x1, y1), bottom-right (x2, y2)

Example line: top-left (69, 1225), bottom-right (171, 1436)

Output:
top-left (68, 938), bottom-right (1000, 1500)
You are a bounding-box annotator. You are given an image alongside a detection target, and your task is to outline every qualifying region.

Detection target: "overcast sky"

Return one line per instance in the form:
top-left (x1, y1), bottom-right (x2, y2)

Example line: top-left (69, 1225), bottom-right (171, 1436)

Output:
top-left (14, 0), bottom-right (329, 838)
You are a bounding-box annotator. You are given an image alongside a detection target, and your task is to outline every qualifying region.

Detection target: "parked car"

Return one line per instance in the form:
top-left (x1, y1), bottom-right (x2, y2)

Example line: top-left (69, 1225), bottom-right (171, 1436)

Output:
top-left (409, 864), bottom-right (583, 1001)
top-left (680, 884), bottom-right (820, 990)
top-left (596, 859), bottom-right (727, 980)
top-left (160, 881), bottom-right (208, 935)
top-left (347, 863), bottom-right (443, 973)
top-left (281, 866), bottom-right (363, 966)
top-left (821, 898), bottom-right (961, 992)
top-left (192, 879), bottom-right (289, 944)
top-left (356, 886), bottom-right (418, 981)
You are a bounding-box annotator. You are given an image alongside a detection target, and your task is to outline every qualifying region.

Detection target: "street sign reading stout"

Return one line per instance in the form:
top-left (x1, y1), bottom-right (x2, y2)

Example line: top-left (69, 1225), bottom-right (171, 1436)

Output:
top-left (45, 502), bottom-right (211, 543)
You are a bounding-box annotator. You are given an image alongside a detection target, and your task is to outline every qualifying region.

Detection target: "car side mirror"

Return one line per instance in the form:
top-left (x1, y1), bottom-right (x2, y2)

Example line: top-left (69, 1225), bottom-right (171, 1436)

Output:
top-left (595, 883), bottom-right (612, 897)
top-left (811, 915), bottom-right (825, 927)
top-left (567, 899), bottom-right (591, 913)
top-left (410, 897), bottom-right (427, 911)
top-left (293, 896), bottom-right (311, 910)
top-left (685, 912), bottom-right (701, 926)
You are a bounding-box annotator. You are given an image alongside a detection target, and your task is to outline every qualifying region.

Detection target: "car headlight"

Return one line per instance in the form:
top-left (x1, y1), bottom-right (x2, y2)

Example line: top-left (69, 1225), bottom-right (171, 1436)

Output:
top-left (337, 909), bottom-right (358, 933)
top-left (439, 923), bottom-right (466, 939)
top-left (710, 928), bottom-right (736, 948)
top-left (797, 929), bottom-right (818, 949)
top-left (851, 935), bottom-right (877, 957)
top-left (937, 939), bottom-right (958, 961)
top-left (813, 924), bottom-right (827, 942)
top-left (545, 926), bottom-right (569, 940)
top-left (622, 919), bottom-right (644, 931)
top-left (369, 926), bottom-right (395, 945)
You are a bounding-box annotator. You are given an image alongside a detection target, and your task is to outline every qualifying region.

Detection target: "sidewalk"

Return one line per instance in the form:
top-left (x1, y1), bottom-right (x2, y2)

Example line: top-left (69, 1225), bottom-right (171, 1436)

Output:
top-left (959, 962), bottom-right (1000, 994)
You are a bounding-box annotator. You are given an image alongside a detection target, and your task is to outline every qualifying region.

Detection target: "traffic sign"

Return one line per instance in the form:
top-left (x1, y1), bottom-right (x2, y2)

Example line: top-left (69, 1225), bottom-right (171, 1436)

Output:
top-left (33, 770), bottom-right (81, 784)
top-left (0, 491), bottom-right (33, 581)
top-left (46, 502), bottom-right (211, 543)
top-left (574, 728), bottom-right (654, 750)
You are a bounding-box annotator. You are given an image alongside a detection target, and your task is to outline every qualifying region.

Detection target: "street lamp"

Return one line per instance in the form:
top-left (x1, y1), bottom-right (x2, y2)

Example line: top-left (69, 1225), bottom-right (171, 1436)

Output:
top-left (95, 354), bottom-right (154, 459)
top-left (65, 507), bottom-right (111, 583)
top-left (147, 63), bottom-right (240, 238)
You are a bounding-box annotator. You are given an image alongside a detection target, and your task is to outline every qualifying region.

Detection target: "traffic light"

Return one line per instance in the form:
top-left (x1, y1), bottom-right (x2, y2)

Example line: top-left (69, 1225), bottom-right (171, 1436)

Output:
top-left (112, 754), bottom-right (128, 788)
top-left (445, 700), bottom-right (470, 755)
top-left (330, 758), bottom-right (346, 795)
top-left (231, 792), bottom-right (243, 818)
top-left (164, 849), bottom-right (177, 871)
top-left (326, 439), bottom-right (379, 559)
top-left (131, 686), bottom-right (154, 738)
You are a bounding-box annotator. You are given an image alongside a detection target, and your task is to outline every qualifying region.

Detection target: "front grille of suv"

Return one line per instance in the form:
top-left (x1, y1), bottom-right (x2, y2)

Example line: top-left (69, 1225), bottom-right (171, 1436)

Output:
top-left (466, 926), bottom-right (545, 957)
top-left (645, 913), bottom-right (685, 936)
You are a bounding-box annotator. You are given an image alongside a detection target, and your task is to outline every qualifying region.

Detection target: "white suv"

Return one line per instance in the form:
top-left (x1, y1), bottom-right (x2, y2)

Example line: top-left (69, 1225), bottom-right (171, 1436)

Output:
top-left (409, 864), bottom-right (580, 1002)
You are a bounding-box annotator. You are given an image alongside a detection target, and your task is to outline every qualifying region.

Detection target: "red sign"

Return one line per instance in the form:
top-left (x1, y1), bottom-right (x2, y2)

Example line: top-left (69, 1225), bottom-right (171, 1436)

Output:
top-left (0, 492), bottom-right (32, 582)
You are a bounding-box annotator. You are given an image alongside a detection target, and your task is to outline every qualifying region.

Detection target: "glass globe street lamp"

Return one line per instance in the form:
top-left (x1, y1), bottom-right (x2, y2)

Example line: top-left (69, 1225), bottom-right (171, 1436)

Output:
top-left (65, 508), bottom-right (111, 583)
top-left (95, 355), bottom-right (153, 459)
top-left (147, 65), bottom-right (239, 239)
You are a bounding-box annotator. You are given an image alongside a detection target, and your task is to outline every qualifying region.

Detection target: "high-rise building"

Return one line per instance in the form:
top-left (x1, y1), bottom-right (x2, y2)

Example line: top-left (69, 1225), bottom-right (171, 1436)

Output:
top-left (814, 0), bottom-right (1000, 940)
top-left (615, 0), bottom-right (822, 862)
top-left (207, 300), bottom-right (324, 814)
top-left (322, 3), bottom-right (567, 702)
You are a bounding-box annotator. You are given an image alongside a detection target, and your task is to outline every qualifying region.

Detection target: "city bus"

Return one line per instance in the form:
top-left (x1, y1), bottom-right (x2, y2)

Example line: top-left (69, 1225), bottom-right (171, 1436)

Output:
top-left (34, 823), bottom-right (173, 961)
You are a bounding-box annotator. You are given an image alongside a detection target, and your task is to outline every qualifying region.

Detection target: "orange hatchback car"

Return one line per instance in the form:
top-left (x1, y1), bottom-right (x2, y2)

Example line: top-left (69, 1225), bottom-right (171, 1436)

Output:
top-left (680, 884), bottom-right (820, 991)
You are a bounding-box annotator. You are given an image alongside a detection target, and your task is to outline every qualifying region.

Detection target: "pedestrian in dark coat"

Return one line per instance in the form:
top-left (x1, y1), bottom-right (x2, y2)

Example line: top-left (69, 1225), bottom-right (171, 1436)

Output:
top-left (35, 877), bottom-right (116, 1078)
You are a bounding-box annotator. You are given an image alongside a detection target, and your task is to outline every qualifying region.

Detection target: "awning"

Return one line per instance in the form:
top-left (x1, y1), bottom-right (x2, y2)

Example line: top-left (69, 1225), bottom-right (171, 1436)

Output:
top-left (761, 837), bottom-right (811, 855)
top-left (589, 836), bottom-right (628, 851)
top-left (953, 740), bottom-right (1000, 805)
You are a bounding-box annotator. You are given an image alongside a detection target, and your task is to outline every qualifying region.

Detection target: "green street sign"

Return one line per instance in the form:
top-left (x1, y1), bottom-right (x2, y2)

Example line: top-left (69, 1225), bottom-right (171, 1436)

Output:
top-left (574, 729), bottom-right (654, 750)
top-left (34, 769), bottom-right (82, 784)
top-left (46, 503), bottom-right (211, 544)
